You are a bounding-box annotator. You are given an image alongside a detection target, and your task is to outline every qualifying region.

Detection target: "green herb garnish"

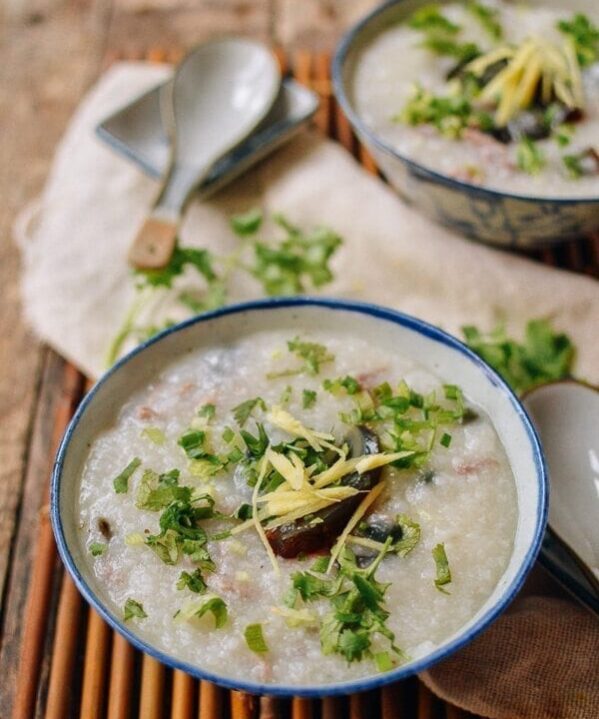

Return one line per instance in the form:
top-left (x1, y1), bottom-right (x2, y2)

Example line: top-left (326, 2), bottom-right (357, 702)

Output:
top-left (516, 138), bottom-right (545, 175)
top-left (408, 4), bottom-right (460, 34)
top-left (179, 596), bottom-right (228, 628)
top-left (113, 457), bottom-right (141, 494)
top-left (462, 320), bottom-right (575, 394)
top-left (323, 375), bottom-right (360, 396)
top-left (432, 543), bottom-right (452, 593)
top-left (302, 389), bottom-right (317, 409)
top-left (466, 1), bottom-right (503, 40)
top-left (230, 208), bottom-right (263, 236)
top-left (232, 397), bottom-right (267, 427)
top-left (123, 598), bottom-right (147, 621)
top-left (176, 569), bottom-right (207, 594)
top-left (198, 403), bottom-right (216, 420)
top-left (562, 153), bottom-right (585, 178)
top-left (244, 623), bottom-right (269, 653)
top-left (557, 13), bottom-right (599, 67)
top-left (89, 542), bottom-right (107, 557)
top-left (440, 432), bottom-right (452, 448)
top-left (251, 215), bottom-right (342, 296)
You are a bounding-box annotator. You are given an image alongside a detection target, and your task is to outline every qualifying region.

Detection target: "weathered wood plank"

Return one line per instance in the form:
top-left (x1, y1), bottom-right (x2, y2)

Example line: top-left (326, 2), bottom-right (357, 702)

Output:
top-left (0, 0), bottom-right (113, 613)
top-left (0, 353), bottom-right (84, 717)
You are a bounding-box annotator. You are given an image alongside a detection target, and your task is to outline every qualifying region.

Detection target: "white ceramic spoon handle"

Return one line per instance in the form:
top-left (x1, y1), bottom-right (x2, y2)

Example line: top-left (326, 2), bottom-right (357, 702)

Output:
top-left (129, 163), bottom-right (209, 269)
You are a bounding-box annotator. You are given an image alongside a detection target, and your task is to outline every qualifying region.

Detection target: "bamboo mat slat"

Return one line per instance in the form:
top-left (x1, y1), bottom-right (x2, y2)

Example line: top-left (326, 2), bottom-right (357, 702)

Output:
top-left (5, 46), bottom-right (597, 719)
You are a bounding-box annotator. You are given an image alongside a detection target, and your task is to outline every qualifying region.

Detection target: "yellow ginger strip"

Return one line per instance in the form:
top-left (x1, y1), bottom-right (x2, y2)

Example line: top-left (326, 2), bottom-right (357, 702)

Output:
top-left (466, 45), bottom-right (514, 75)
top-left (355, 451), bottom-right (414, 474)
top-left (265, 447), bottom-right (306, 490)
top-left (326, 481), bottom-right (387, 574)
top-left (263, 499), bottom-right (334, 530)
top-left (251, 452), bottom-right (279, 575)
top-left (312, 457), bottom-right (362, 489)
top-left (267, 405), bottom-right (336, 452)
top-left (258, 486), bottom-right (358, 516)
top-left (312, 450), bottom-right (413, 489)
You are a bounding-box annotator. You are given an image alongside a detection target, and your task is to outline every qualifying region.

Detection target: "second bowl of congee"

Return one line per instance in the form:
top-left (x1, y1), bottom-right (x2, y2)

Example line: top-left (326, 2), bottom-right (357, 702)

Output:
top-left (52, 299), bottom-right (546, 695)
top-left (334, 0), bottom-right (599, 247)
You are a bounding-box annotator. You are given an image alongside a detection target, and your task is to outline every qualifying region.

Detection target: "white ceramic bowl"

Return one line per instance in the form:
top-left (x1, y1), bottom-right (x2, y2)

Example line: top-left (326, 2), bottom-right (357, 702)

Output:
top-left (51, 298), bottom-right (547, 696)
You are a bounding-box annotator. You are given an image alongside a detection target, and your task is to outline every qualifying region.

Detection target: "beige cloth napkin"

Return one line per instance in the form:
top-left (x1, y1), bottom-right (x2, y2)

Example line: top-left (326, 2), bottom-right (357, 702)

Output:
top-left (17, 62), bottom-right (599, 382)
top-left (16, 63), bottom-right (599, 717)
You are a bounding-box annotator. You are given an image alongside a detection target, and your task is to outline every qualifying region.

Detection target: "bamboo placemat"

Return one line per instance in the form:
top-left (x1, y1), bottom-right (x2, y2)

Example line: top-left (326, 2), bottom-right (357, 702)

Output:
top-left (7, 47), bottom-right (598, 719)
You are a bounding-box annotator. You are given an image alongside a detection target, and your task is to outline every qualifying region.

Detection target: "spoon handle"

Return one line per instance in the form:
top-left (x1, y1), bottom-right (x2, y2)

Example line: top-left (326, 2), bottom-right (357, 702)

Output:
top-left (128, 213), bottom-right (178, 269)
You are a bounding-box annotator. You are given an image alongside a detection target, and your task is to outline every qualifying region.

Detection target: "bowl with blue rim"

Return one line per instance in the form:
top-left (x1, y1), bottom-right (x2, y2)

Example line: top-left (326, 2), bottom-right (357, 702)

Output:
top-left (51, 297), bottom-right (547, 696)
top-left (332, 0), bottom-right (599, 249)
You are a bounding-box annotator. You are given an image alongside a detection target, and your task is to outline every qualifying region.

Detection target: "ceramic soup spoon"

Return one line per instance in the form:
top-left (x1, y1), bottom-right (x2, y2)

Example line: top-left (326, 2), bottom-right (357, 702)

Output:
top-left (523, 380), bottom-right (599, 615)
top-left (128, 38), bottom-right (280, 269)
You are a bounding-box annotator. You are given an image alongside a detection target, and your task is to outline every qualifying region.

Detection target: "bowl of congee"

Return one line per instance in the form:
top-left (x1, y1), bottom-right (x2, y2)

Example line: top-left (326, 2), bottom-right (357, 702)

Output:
top-left (52, 299), bottom-right (546, 695)
top-left (333, 0), bottom-right (599, 248)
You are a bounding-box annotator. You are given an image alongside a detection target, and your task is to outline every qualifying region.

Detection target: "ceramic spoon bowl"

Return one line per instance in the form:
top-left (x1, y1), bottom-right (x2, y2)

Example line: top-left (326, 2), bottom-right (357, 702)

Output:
top-left (523, 380), bottom-right (599, 613)
top-left (129, 38), bottom-right (280, 269)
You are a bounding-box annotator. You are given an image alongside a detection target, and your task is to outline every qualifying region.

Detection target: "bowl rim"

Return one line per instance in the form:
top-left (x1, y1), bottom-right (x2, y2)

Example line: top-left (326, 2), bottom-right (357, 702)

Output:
top-left (331, 0), bottom-right (599, 206)
top-left (51, 296), bottom-right (548, 697)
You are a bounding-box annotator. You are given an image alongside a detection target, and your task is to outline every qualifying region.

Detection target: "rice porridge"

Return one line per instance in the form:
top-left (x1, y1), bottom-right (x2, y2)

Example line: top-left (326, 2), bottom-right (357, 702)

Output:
top-left (353, 1), bottom-right (599, 197)
top-left (79, 330), bottom-right (517, 686)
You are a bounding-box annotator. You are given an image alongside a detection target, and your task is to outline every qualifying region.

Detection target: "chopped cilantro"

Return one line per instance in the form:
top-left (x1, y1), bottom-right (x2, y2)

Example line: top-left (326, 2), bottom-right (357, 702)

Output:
top-left (557, 13), bottom-right (599, 67)
top-left (554, 124), bottom-right (574, 147)
top-left (123, 598), bottom-right (147, 621)
top-left (198, 403), bottom-right (216, 420)
top-left (135, 469), bottom-right (188, 512)
top-left (392, 515), bottom-right (421, 557)
top-left (230, 208), bottom-right (263, 236)
top-left (440, 432), bottom-right (452, 448)
top-left (232, 397), bottom-right (267, 427)
top-left (286, 338), bottom-right (335, 376)
top-left (323, 375), bottom-right (360, 396)
top-left (466, 1), bottom-right (503, 40)
top-left (89, 542), bottom-right (107, 557)
top-left (180, 596), bottom-right (228, 628)
top-left (251, 215), bottom-right (342, 296)
top-left (462, 320), bottom-right (575, 394)
top-left (234, 503), bottom-right (253, 520)
top-left (408, 4), bottom-right (460, 34)
top-left (421, 36), bottom-right (480, 62)
top-left (113, 457), bottom-right (141, 494)
top-left (176, 569), bottom-right (207, 594)
top-left (516, 138), bottom-right (545, 175)
top-left (563, 153), bottom-right (584, 179)
top-left (178, 430), bottom-right (208, 459)
top-left (432, 543), bottom-right (452, 593)
top-left (244, 623), bottom-right (269, 653)
top-left (137, 245), bottom-right (216, 290)
top-left (396, 86), bottom-right (484, 139)
top-left (310, 555), bottom-right (331, 574)
top-left (144, 495), bottom-right (217, 569)
top-left (302, 389), bottom-right (317, 409)
top-left (315, 543), bottom-right (406, 665)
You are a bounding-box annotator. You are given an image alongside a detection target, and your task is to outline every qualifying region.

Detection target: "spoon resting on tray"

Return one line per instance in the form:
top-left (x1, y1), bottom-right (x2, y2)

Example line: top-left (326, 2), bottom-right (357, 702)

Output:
top-left (128, 38), bottom-right (280, 269)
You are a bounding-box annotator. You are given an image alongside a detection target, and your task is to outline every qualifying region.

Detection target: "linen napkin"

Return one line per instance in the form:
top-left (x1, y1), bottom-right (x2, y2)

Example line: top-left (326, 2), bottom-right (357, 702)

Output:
top-left (17, 62), bottom-right (599, 382)
top-left (16, 63), bottom-right (599, 718)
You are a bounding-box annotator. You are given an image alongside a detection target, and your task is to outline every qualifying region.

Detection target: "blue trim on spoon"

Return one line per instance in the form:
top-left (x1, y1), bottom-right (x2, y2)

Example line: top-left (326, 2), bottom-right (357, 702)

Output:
top-left (331, 0), bottom-right (599, 206)
top-left (51, 297), bottom-right (547, 697)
